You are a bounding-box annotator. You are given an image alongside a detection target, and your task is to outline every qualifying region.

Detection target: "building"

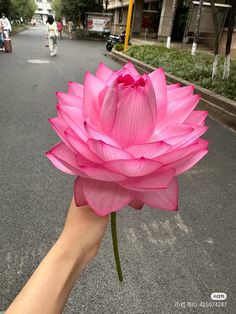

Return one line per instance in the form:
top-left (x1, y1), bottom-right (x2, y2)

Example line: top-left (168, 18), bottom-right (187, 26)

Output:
top-left (107, 0), bottom-right (236, 55)
top-left (33, 0), bottom-right (53, 24)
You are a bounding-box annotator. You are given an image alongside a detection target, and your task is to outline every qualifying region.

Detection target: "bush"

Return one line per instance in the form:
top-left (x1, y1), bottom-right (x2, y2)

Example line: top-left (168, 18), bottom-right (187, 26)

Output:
top-left (114, 43), bottom-right (124, 52)
top-left (126, 45), bottom-right (236, 101)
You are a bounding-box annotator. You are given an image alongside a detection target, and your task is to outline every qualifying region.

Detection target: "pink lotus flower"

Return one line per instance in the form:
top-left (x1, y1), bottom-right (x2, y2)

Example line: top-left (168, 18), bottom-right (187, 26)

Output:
top-left (46, 62), bottom-right (208, 216)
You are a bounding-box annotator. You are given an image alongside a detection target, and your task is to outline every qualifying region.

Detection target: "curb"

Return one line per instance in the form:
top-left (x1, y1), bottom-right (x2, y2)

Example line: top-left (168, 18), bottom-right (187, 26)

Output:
top-left (110, 50), bottom-right (236, 132)
top-left (12, 26), bottom-right (29, 36)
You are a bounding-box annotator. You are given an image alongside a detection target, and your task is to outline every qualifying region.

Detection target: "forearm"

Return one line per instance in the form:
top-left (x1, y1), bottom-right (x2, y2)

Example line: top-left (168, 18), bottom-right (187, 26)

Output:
top-left (6, 236), bottom-right (83, 314)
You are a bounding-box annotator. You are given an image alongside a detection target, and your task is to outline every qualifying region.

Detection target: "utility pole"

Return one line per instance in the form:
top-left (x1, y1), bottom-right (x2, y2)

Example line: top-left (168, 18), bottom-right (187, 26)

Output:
top-left (124, 0), bottom-right (134, 52)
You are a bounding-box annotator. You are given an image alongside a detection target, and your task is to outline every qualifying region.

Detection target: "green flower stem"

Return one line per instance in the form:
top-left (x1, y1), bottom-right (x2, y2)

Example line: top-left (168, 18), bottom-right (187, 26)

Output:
top-left (111, 212), bottom-right (123, 282)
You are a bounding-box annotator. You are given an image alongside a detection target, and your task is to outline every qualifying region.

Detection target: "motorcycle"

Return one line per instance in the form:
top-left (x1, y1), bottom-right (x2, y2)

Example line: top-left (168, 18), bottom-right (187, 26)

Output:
top-left (105, 31), bottom-right (131, 51)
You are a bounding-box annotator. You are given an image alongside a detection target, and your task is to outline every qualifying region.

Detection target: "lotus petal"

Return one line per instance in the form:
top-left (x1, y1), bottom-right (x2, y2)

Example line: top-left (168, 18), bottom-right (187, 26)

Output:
top-left (88, 139), bottom-right (133, 161)
top-left (137, 177), bottom-right (178, 211)
top-left (46, 142), bottom-right (80, 175)
top-left (162, 149), bottom-right (208, 175)
top-left (74, 177), bottom-right (87, 207)
top-left (82, 179), bottom-right (134, 216)
top-left (68, 81), bottom-right (84, 98)
top-left (151, 124), bottom-right (194, 144)
top-left (104, 158), bottom-right (162, 177)
top-left (157, 139), bottom-right (208, 164)
top-left (158, 95), bottom-right (200, 130)
top-left (148, 68), bottom-right (167, 108)
top-left (57, 104), bottom-right (87, 142)
top-left (56, 91), bottom-right (82, 107)
top-left (167, 83), bottom-right (180, 90)
top-left (126, 141), bottom-right (172, 159)
top-left (65, 130), bottom-right (102, 163)
top-left (120, 62), bottom-right (140, 78)
top-left (111, 78), bottom-right (157, 147)
top-left (167, 85), bottom-right (194, 103)
top-left (120, 168), bottom-right (175, 191)
top-left (78, 165), bottom-right (126, 181)
top-left (184, 110), bottom-right (208, 125)
top-left (83, 72), bottom-right (108, 126)
top-left (85, 123), bottom-right (120, 147)
top-left (96, 63), bottom-right (113, 83)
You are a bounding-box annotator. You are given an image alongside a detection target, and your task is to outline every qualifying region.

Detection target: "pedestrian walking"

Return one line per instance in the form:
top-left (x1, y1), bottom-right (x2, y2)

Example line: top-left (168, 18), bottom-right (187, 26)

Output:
top-left (46, 15), bottom-right (58, 57)
top-left (68, 20), bottom-right (73, 39)
top-left (57, 20), bottom-right (63, 39)
top-left (0, 13), bottom-right (12, 37)
top-left (0, 19), bottom-right (4, 51)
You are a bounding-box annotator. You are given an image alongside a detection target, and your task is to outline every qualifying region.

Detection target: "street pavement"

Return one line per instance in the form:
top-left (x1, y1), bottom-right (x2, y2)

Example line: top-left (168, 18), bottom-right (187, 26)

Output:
top-left (0, 26), bottom-right (235, 314)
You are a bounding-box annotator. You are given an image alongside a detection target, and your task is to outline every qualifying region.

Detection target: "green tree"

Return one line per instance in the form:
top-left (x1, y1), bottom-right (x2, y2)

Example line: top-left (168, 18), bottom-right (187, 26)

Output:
top-left (52, 0), bottom-right (62, 20)
top-left (0, 0), bottom-right (12, 17)
top-left (61, 0), bottom-right (102, 24)
top-left (10, 0), bottom-right (36, 21)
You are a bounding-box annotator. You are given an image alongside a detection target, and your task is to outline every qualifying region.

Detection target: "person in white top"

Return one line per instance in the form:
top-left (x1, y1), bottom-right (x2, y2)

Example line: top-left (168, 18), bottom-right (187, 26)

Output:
top-left (46, 15), bottom-right (58, 57)
top-left (0, 13), bottom-right (12, 36)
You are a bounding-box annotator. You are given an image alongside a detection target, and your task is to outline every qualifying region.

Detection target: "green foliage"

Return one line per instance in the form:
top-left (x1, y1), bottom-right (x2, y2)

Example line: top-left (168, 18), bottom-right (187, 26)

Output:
top-left (61, 0), bottom-right (102, 23)
top-left (0, 0), bottom-right (12, 16)
top-left (114, 43), bottom-right (124, 52)
top-left (52, 0), bottom-right (62, 20)
top-left (6, 0), bottom-right (37, 20)
top-left (126, 45), bottom-right (236, 101)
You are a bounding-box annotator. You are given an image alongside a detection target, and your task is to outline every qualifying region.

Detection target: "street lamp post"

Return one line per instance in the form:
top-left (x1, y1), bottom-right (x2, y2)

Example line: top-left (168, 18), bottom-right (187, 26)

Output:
top-left (124, 0), bottom-right (134, 52)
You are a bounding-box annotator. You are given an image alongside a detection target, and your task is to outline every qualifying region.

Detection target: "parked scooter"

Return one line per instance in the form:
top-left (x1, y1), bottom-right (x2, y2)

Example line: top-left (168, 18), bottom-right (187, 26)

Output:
top-left (105, 31), bottom-right (131, 51)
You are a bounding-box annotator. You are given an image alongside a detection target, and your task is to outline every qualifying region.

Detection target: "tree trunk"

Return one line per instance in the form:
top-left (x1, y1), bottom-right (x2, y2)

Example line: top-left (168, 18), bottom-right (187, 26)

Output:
top-left (191, 0), bottom-right (204, 55)
top-left (223, 0), bottom-right (236, 79)
top-left (210, 0), bottom-right (219, 79)
top-left (166, 0), bottom-right (179, 49)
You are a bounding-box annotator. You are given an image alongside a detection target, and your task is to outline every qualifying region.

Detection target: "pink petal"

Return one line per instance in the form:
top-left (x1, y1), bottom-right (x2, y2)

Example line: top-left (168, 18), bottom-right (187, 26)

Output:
top-left (120, 62), bottom-right (140, 78)
top-left (83, 72), bottom-right (108, 126)
top-left (88, 139), bottom-right (133, 161)
top-left (126, 141), bottom-right (172, 158)
top-left (167, 85), bottom-right (194, 103)
top-left (104, 158), bottom-right (162, 177)
top-left (85, 123), bottom-right (120, 147)
top-left (129, 198), bottom-right (144, 210)
top-left (111, 79), bottom-right (157, 147)
top-left (74, 177), bottom-right (87, 207)
top-left (95, 63), bottom-right (113, 83)
top-left (56, 91), bottom-right (82, 107)
top-left (158, 95), bottom-right (200, 130)
top-left (65, 130), bottom-right (102, 163)
top-left (106, 71), bottom-right (120, 86)
top-left (48, 117), bottom-right (77, 153)
top-left (46, 142), bottom-right (80, 175)
top-left (167, 83), bottom-right (181, 90)
top-left (176, 125), bottom-right (208, 148)
top-left (137, 177), bottom-right (178, 211)
top-left (157, 139), bottom-right (208, 164)
top-left (100, 79), bottom-right (118, 135)
top-left (82, 179), bottom-right (134, 216)
top-left (184, 110), bottom-right (208, 125)
top-left (78, 165), bottom-right (126, 181)
top-left (68, 81), bottom-right (84, 98)
top-left (57, 104), bottom-right (87, 142)
top-left (148, 68), bottom-right (167, 108)
top-left (162, 149), bottom-right (208, 175)
top-left (120, 168), bottom-right (175, 191)
top-left (151, 124), bottom-right (194, 144)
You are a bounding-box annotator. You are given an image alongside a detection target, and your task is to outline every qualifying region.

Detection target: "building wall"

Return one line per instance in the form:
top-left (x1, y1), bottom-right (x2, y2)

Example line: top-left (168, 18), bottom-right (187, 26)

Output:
top-left (34, 0), bottom-right (53, 23)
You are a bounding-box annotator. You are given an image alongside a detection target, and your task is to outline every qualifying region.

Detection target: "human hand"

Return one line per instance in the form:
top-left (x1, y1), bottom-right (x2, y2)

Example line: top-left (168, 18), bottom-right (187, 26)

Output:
top-left (60, 198), bottom-right (109, 273)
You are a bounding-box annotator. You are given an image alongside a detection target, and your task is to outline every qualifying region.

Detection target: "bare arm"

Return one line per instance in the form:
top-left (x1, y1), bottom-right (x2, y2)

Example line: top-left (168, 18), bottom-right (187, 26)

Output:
top-left (5, 198), bottom-right (109, 314)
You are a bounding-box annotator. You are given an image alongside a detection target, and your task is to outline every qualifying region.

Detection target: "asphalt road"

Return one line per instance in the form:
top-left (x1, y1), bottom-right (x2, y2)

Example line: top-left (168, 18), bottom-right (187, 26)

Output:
top-left (0, 26), bottom-right (235, 314)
